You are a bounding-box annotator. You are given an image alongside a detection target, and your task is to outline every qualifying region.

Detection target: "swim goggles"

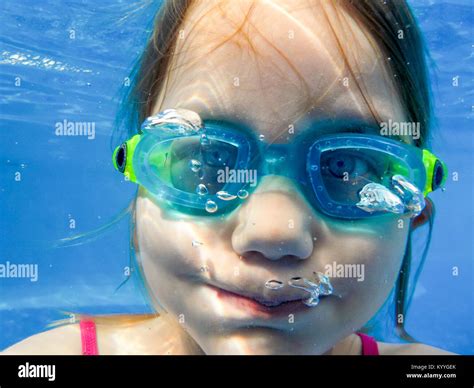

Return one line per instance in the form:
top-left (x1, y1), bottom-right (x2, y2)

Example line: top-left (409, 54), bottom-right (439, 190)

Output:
top-left (113, 110), bottom-right (447, 219)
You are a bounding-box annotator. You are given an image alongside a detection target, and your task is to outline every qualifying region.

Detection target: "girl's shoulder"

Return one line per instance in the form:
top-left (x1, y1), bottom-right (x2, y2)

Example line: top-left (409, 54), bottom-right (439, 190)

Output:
top-left (377, 341), bottom-right (456, 355)
top-left (1, 323), bottom-right (83, 355)
top-left (1, 314), bottom-right (176, 355)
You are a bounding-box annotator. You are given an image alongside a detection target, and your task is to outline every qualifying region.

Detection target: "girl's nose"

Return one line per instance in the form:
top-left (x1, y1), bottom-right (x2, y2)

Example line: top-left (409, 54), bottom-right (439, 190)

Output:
top-left (231, 177), bottom-right (314, 261)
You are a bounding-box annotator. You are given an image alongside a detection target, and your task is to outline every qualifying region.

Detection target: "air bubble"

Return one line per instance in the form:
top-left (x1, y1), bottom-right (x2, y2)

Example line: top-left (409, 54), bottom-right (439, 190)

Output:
top-left (314, 272), bottom-right (333, 295)
top-left (265, 280), bottom-right (284, 290)
top-left (356, 175), bottom-right (425, 217)
top-left (216, 191), bottom-right (237, 201)
top-left (200, 133), bottom-right (210, 146)
top-left (192, 240), bottom-right (203, 247)
top-left (141, 108), bottom-right (202, 134)
top-left (205, 200), bottom-right (218, 213)
top-left (189, 159), bottom-right (201, 172)
top-left (237, 189), bottom-right (249, 199)
top-left (196, 184), bottom-right (208, 196)
top-left (259, 134), bottom-right (265, 141)
top-left (287, 272), bottom-right (334, 307)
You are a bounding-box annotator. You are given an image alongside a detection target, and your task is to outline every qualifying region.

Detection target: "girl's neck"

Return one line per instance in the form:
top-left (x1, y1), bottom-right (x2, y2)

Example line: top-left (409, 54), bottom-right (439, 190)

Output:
top-left (142, 315), bottom-right (362, 355)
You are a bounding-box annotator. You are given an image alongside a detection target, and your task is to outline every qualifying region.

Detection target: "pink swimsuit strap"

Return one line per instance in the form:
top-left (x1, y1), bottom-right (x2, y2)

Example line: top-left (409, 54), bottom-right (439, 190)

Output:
top-left (356, 332), bottom-right (379, 355)
top-left (79, 319), bottom-right (99, 355)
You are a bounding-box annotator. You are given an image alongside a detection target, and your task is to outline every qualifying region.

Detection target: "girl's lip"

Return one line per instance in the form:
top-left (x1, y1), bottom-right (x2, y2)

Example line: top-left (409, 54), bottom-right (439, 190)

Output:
top-left (207, 284), bottom-right (314, 316)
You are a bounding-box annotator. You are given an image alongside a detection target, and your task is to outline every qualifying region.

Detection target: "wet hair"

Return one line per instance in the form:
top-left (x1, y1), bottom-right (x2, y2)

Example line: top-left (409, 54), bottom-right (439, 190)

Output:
top-left (107, 0), bottom-right (435, 343)
top-left (115, 0), bottom-right (432, 146)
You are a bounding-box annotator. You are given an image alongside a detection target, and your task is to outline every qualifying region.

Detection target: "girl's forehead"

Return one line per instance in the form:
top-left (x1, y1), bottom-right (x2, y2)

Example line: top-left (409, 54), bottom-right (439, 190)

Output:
top-left (155, 0), bottom-right (407, 142)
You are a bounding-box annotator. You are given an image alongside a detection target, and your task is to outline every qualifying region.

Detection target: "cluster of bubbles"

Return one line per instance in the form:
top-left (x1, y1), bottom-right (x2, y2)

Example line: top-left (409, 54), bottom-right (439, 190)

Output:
top-left (189, 132), bottom-right (249, 214)
top-left (202, 191), bottom-right (249, 214)
top-left (141, 108), bottom-right (203, 135)
top-left (265, 272), bottom-right (335, 307)
top-left (356, 174), bottom-right (425, 217)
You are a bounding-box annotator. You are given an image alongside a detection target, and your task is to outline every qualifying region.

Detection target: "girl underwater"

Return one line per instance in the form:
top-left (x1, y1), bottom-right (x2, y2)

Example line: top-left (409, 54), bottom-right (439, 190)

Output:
top-left (3, 0), bottom-right (455, 355)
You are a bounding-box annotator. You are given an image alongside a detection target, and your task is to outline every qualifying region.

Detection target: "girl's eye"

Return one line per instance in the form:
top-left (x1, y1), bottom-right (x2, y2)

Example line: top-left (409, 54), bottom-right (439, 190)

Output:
top-left (323, 152), bottom-right (370, 179)
top-left (164, 138), bottom-right (239, 194)
top-left (201, 144), bottom-right (233, 167)
top-left (319, 150), bottom-right (381, 204)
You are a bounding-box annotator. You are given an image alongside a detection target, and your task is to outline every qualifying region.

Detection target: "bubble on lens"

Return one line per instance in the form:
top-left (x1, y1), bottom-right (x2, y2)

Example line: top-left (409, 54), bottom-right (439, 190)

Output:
top-left (189, 159), bottom-right (201, 172)
top-left (216, 191), bottom-right (237, 201)
top-left (141, 108), bottom-right (202, 134)
top-left (192, 240), bottom-right (203, 247)
top-left (265, 280), bottom-right (284, 290)
top-left (237, 189), bottom-right (249, 199)
top-left (391, 174), bottom-right (425, 216)
top-left (205, 200), bottom-right (218, 213)
top-left (196, 183), bottom-right (208, 196)
top-left (356, 182), bottom-right (405, 214)
top-left (200, 133), bottom-right (210, 146)
top-left (356, 175), bottom-right (425, 217)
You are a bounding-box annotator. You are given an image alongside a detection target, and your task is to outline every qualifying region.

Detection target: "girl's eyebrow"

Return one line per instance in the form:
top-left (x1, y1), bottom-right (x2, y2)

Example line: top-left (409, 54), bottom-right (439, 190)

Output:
top-left (296, 115), bottom-right (381, 137)
top-left (286, 117), bottom-right (382, 145)
top-left (202, 114), bottom-right (379, 133)
top-left (293, 112), bottom-right (419, 144)
top-left (201, 116), bottom-right (256, 137)
top-left (200, 112), bottom-right (385, 143)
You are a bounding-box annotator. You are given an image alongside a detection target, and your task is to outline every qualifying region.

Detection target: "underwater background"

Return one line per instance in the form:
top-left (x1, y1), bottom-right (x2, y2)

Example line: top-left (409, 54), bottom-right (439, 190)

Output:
top-left (0, 0), bottom-right (472, 354)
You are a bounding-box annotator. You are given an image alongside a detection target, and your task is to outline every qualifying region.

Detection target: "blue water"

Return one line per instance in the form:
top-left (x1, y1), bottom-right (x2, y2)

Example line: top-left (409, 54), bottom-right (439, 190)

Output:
top-left (0, 0), bottom-right (473, 354)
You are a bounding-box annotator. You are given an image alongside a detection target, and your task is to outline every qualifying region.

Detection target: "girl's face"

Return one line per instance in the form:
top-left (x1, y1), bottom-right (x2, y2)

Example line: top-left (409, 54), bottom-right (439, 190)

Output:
top-left (135, 0), bottom-right (412, 354)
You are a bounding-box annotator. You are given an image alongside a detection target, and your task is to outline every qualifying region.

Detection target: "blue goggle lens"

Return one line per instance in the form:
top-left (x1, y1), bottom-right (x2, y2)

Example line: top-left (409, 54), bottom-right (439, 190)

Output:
top-left (149, 136), bottom-right (240, 195)
top-left (135, 129), bottom-right (427, 218)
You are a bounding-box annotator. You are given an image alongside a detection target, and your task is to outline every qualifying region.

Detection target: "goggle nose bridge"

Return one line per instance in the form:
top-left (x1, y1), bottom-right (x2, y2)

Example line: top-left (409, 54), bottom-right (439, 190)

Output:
top-left (259, 144), bottom-right (292, 176)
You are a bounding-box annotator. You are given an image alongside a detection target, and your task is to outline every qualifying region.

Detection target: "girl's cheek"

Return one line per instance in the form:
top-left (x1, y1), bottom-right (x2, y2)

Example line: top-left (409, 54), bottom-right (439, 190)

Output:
top-left (137, 190), bottom-right (409, 315)
top-left (136, 196), bottom-right (228, 277)
top-left (322, 216), bottom-right (409, 296)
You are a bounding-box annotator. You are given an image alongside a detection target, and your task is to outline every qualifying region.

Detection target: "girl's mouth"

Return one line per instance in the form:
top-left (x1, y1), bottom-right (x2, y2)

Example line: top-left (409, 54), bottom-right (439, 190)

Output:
top-left (207, 284), bottom-right (325, 317)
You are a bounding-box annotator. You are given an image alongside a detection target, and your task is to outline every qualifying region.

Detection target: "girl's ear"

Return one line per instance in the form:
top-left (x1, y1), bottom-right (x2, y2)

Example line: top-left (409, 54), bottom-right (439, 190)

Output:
top-left (411, 197), bottom-right (434, 230)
